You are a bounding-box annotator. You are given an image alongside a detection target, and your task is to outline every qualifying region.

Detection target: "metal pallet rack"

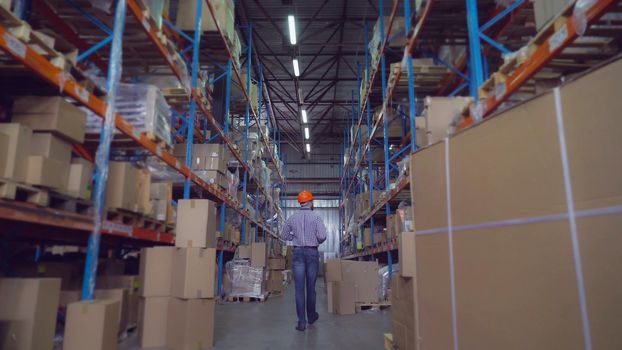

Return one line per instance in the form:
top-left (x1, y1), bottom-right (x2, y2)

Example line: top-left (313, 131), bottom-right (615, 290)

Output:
top-left (340, 0), bottom-right (622, 261)
top-left (0, 0), bottom-right (286, 298)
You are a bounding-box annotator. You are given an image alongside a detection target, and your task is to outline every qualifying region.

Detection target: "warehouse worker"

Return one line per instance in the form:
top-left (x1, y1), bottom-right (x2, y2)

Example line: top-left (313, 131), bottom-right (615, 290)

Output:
top-left (281, 190), bottom-right (327, 331)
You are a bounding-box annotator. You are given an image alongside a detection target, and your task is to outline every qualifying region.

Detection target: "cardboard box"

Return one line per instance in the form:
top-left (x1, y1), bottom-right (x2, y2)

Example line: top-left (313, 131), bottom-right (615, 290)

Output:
top-left (174, 143), bottom-right (226, 172)
top-left (326, 281), bottom-right (335, 313)
top-left (64, 158), bottom-right (93, 199)
top-left (268, 257), bottom-right (286, 270)
top-left (333, 281), bottom-right (356, 315)
top-left (0, 123), bottom-right (32, 182)
top-left (30, 132), bottom-right (72, 165)
top-left (139, 247), bottom-right (175, 297)
top-left (251, 242), bottom-right (267, 267)
top-left (149, 182), bottom-right (172, 200)
top-left (175, 0), bottom-right (234, 35)
top-left (138, 297), bottom-right (170, 348)
top-left (341, 260), bottom-right (379, 303)
top-left (363, 227), bottom-right (372, 247)
top-left (399, 231), bottom-right (416, 277)
top-left (267, 279), bottom-right (284, 293)
top-left (13, 96), bottom-right (86, 143)
top-left (0, 278), bottom-right (61, 350)
top-left (176, 199), bottom-right (218, 248)
top-left (135, 168), bottom-right (152, 215)
top-left (95, 288), bottom-right (129, 333)
top-left (325, 259), bottom-right (342, 282)
top-left (167, 298), bottom-right (215, 350)
top-left (390, 276), bottom-right (417, 350)
top-left (63, 300), bottom-right (120, 350)
top-left (237, 245), bottom-right (251, 259)
top-left (424, 96), bottom-right (471, 145)
top-left (97, 275), bottom-right (139, 326)
top-left (171, 248), bottom-right (216, 299)
top-left (25, 155), bottom-right (69, 189)
top-left (105, 162), bottom-right (137, 211)
top-left (407, 58), bottom-right (622, 349)
top-left (269, 270), bottom-right (284, 282)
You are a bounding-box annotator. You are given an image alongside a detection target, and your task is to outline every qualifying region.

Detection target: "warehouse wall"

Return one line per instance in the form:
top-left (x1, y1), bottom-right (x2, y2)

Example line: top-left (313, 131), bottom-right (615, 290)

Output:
top-left (284, 199), bottom-right (340, 258)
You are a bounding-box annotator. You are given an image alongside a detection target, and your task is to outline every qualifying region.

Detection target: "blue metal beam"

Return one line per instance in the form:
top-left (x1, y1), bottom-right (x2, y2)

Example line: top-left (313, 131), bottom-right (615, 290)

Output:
top-left (466, 0), bottom-right (485, 99)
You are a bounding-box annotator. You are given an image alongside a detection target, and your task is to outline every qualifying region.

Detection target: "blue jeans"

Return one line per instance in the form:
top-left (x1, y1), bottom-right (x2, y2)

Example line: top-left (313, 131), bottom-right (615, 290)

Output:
top-left (292, 246), bottom-right (319, 326)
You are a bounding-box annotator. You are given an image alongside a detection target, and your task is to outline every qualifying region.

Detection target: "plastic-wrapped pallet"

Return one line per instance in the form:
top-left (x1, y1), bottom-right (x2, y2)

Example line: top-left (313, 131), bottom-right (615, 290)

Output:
top-left (225, 259), bottom-right (266, 298)
top-left (84, 84), bottom-right (173, 147)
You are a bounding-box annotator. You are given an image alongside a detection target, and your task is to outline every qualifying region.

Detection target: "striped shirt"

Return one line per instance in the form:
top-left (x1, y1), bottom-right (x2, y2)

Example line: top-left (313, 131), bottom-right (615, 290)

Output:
top-left (281, 208), bottom-right (327, 247)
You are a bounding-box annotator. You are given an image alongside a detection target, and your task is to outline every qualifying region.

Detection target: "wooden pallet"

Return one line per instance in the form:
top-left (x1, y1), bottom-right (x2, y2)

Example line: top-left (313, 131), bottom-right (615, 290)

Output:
top-left (355, 301), bottom-right (391, 312)
top-left (384, 333), bottom-right (394, 350)
top-left (226, 292), bottom-right (270, 303)
top-left (0, 177), bottom-right (49, 206)
top-left (48, 191), bottom-right (93, 215)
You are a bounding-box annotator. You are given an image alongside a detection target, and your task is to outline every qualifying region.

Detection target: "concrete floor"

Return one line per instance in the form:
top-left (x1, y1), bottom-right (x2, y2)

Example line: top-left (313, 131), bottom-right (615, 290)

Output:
top-left (120, 279), bottom-right (391, 349)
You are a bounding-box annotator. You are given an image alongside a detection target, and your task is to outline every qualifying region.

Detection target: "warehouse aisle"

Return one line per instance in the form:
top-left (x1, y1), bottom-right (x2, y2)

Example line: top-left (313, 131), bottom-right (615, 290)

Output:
top-left (120, 279), bottom-right (390, 350)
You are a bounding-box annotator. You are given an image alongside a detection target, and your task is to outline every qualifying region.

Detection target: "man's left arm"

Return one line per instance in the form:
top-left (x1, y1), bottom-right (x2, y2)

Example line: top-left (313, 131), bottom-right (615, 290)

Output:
top-left (315, 215), bottom-right (327, 244)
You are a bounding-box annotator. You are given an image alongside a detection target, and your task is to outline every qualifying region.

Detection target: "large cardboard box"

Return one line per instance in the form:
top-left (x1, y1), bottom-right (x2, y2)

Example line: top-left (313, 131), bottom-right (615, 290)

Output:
top-left (13, 96), bottom-right (86, 143)
top-left (26, 155), bottom-right (69, 189)
top-left (135, 168), bottom-right (152, 215)
top-left (325, 259), bottom-right (342, 282)
top-left (105, 162), bottom-right (137, 211)
top-left (333, 281), bottom-right (356, 315)
top-left (266, 279), bottom-right (284, 294)
top-left (341, 260), bottom-right (379, 303)
top-left (390, 276), bottom-right (417, 350)
top-left (0, 278), bottom-right (61, 350)
top-left (424, 96), bottom-right (471, 145)
top-left (174, 143), bottom-right (226, 172)
top-left (139, 247), bottom-right (175, 297)
top-left (172, 248), bottom-right (216, 299)
top-left (175, 0), bottom-right (234, 35)
top-left (176, 199), bottom-right (218, 248)
top-left (399, 231), bottom-right (416, 277)
top-left (95, 288), bottom-right (129, 333)
top-left (30, 132), bottom-right (72, 165)
top-left (237, 245), bottom-right (251, 259)
top-left (326, 281), bottom-right (335, 313)
top-left (268, 257), bottom-right (286, 270)
top-left (0, 123), bottom-right (32, 182)
top-left (63, 300), bottom-right (120, 350)
top-left (408, 58), bottom-right (622, 349)
top-left (64, 158), bottom-right (93, 199)
top-left (138, 296), bottom-right (170, 348)
top-left (250, 242), bottom-right (267, 267)
top-left (167, 298), bottom-right (215, 350)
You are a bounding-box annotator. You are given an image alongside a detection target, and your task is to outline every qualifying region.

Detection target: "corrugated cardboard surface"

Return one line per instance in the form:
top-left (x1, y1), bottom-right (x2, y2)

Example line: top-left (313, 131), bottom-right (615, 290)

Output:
top-left (138, 296), bottom-right (170, 348)
top-left (26, 155), bottom-right (69, 189)
top-left (0, 278), bottom-right (61, 350)
top-left (341, 261), bottom-right (379, 303)
top-left (325, 259), bottom-right (342, 282)
top-left (0, 123), bottom-right (31, 182)
top-left (251, 242), bottom-right (267, 267)
top-left (425, 96), bottom-right (471, 144)
top-left (30, 132), bottom-right (72, 164)
top-left (64, 158), bottom-right (93, 200)
top-left (399, 232), bottom-right (416, 277)
top-left (390, 276), bottom-right (416, 350)
top-left (13, 96), bottom-right (86, 143)
top-left (139, 247), bottom-right (174, 297)
top-left (171, 248), bottom-right (216, 299)
top-left (95, 288), bottom-right (129, 334)
top-left (408, 58), bottom-right (622, 349)
top-left (167, 298), bottom-right (215, 350)
top-left (105, 162), bottom-right (137, 211)
top-left (327, 281), bottom-right (335, 313)
top-left (334, 281), bottom-right (356, 315)
top-left (64, 299), bottom-right (120, 350)
top-left (268, 258), bottom-right (286, 270)
top-left (176, 199), bottom-right (218, 248)
top-left (237, 245), bottom-right (251, 259)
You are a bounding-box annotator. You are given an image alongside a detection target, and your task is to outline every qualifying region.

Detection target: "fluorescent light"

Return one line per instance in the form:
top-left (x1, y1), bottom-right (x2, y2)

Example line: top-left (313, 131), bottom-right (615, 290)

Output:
top-left (292, 59), bottom-right (300, 77)
top-left (288, 15), bottom-right (297, 45)
top-left (304, 127), bottom-right (310, 139)
top-left (306, 143), bottom-right (311, 153)
top-left (301, 109), bottom-right (307, 123)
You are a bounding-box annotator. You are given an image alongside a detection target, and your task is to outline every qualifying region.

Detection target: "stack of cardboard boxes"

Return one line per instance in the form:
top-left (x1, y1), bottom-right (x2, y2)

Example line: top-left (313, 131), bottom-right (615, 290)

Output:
top-left (0, 96), bottom-right (92, 199)
top-left (149, 182), bottom-right (175, 224)
top-left (105, 162), bottom-right (153, 216)
top-left (138, 198), bottom-right (219, 349)
top-left (225, 242), bottom-right (269, 298)
top-left (174, 143), bottom-right (229, 190)
top-left (325, 259), bottom-right (379, 315)
top-left (267, 257), bottom-right (286, 294)
top-left (0, 278), bottom-right (62, 350)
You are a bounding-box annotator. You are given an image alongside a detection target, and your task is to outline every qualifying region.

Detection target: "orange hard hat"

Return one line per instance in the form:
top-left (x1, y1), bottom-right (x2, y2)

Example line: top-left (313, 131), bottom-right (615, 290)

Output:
top-left (297, 190), bottom-right (314, 204)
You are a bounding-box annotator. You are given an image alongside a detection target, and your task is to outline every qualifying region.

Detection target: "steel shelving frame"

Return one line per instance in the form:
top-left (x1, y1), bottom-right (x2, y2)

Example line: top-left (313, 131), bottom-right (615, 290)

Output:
top-left (0, 0), bottom-right (286, 298)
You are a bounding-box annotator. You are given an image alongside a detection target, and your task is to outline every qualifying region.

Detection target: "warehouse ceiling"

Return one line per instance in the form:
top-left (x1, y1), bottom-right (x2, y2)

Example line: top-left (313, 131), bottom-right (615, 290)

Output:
top-left (235, 0), bottom-right (502, 152)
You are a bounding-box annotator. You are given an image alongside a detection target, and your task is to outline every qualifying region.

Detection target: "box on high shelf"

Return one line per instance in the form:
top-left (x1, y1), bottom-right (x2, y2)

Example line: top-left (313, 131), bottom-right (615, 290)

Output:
top-left (405, 57), bottom-right (622, 349)
top-left (174, 143), bottom-right (227, 173)
top-left (0, 123), bottom-right (31, 182)
top-left (176, 0), bottom-right (234, 39)
top-left (175, 199), bottom-right (218, 248)
top-left (12, 96), bottom-right (87, 143)
top-left (423, 96), bottom-right (472, 145)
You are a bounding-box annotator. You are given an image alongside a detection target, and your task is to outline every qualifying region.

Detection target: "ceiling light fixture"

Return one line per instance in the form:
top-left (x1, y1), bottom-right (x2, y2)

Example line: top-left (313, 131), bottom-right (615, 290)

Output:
top-left (306, 143), bottom-right (311, 153)
top-left (292, 58), bottom-right (300, 77)
top-left (301, 109), bottom-right (307, 123)
top-left (288, 15), bottom-right (297, 45)
top-left (304, 127), bottom-right (310, 139)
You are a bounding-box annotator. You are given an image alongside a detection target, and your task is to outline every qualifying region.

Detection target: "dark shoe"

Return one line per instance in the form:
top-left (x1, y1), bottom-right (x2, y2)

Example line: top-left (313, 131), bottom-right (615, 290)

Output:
top-left (295, 323), bottom-right (306, 332)
top-left (308, 313), bottom-right (319, 325)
